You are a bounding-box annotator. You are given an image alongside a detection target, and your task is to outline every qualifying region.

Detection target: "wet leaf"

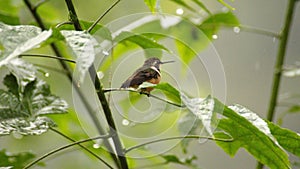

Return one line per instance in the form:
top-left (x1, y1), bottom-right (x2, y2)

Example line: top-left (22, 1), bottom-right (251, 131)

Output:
top-left (0, 74), bottom-right (68, 135)
top-left (61, 30), bottom-right (101, 82)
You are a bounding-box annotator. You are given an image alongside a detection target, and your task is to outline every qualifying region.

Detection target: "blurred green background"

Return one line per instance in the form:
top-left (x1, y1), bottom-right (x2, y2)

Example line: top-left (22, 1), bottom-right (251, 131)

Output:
top-left (0, 0), bottom-right (300, 168)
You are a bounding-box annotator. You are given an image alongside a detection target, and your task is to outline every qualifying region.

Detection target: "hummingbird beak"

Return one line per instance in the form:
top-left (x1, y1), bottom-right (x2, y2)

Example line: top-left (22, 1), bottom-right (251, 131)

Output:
top-left (160, 60), bottom-right (175, 64)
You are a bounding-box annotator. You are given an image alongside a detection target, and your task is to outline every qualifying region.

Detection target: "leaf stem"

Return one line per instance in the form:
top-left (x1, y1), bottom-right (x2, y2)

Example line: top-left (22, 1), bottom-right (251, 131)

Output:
top-left (256, 0), bottom-right (297, 169)
top-left (87, 0), bottom-right (121, 33)
top-left (103, 88), bottom-right (185, 108)
top-left (23, 133), bottom-right (111, 169)
top-left (239, 25), bottom-right (281, 39)
top-left (124, 135), bottom-right (233, 154)
top-left (19, 54), bottom-right (76, 63)
top-left (50, 128), bottom-right (113, 169)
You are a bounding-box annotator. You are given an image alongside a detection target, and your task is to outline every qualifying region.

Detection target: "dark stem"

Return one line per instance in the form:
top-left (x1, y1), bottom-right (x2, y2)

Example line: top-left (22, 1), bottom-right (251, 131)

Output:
top-left (19, 54), bottom-right (76, 63)
top-left (50, 128), bottom-right (113, 168)
top-left (23, 133), bottom-right (111, 169)
top-left (256, 0), bottom-right (297, 169)
top-left (64, 0), bottom-right (128, 168)
top-left (87, 0), bottom-right (121, 33)
top-left (103, 88), bottom-right (185, 108)
top-left (124, 135), bottom-right (233, 154)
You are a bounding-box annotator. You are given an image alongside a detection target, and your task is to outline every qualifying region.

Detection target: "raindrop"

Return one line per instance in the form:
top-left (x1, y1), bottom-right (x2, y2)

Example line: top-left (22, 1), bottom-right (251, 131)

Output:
top-left (212, 34), bottom-right (218, 39)
top-left (233, 27), bottom-right (240, 33)
top-left (176, 8), bottom-right (184, 15)
top-left (102, 50), bottom-right (109, 56)
top-left (122, 119), bottom-right (130, 126)
top-left (97, 71), bottom-right (104, 79)
top-left (93, 143), bottom-right (101, 149)
top-left (44, 72), bottom-right (50, 77)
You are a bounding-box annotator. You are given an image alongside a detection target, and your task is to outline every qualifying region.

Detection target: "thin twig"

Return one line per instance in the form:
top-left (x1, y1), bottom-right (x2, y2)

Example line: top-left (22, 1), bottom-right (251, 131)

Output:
top-left (55, 21), bottom-right (74, 28)
top-left (239, 25), bottom-right (281, 39)
top-left (103, 88), bottom-right (185, 108)
top-left (19, 54), bottom-right (76, 63)
top-left (50, 128), bottom-right (113, 169)
top-left (256, 0), bottom-right (297, 169)
top-left (124, 135), bottom-right (233, 154)
top-left (23, 134), bottom-right (111, 169)
top-left (87, 0), bottom-right (121, 33)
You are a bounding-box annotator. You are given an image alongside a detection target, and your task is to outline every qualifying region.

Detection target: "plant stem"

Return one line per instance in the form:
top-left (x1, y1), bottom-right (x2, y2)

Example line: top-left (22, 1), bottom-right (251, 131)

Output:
top-left (63, 0), bottom-right (128, 168)
top-left (124, 135), bottom-right (233, 154)
top-left (87, 0), bottom-right (121, 33)
top-left (256, 0), bottom-right (297, 169)
top-left (23, 134), bottom-right (111, 169)
top-left (19, 54), bottom-right (76, 63)
top-left (50, 128), bottom-right (113, 168)
top-left (103, 87), bottom-right (185, 108)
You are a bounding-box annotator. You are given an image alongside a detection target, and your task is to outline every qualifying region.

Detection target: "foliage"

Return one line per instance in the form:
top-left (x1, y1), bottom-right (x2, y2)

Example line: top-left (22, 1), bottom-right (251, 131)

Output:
top-left (0, 0), bottom-right (299, 169)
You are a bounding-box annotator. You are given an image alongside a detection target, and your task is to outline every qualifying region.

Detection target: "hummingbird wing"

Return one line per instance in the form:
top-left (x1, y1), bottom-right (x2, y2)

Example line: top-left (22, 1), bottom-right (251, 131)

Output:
top-left (121, 67), bottom-right (159, 88)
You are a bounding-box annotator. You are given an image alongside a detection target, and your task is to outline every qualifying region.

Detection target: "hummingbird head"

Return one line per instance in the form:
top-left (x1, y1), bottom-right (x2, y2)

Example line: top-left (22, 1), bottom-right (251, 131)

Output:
top-left (143, 57), bottom-right (174, 69)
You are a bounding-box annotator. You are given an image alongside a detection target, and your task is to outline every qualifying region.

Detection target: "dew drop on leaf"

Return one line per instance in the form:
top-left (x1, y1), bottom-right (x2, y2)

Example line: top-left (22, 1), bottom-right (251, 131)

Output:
top-left (93, 143), bottom-right (101, 149)
top-left (102, 50), bottom-right (109, 56)
top-left (122, 119), bottom-right (130, 126)
top-left (44, 72), bottom-right (50, 77)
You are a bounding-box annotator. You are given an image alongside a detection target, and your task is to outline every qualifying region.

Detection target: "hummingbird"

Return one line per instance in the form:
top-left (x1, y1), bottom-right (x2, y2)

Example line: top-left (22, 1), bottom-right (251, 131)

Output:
top-left (120, 57), bottom-right (174, 94)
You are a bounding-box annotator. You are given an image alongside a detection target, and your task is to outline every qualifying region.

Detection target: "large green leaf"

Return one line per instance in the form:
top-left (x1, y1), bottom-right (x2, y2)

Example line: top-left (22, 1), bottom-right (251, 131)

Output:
top-left (0, 22), bottom-right (52, 66)
top-left (216, 101), bottom-right (290, 169)
top-left (198, 11), bottom-right (239, 39)
top-left (0, 74), bottom-right (68, 135)
top-left (61, 30), bottom-right (101, 82)
top-left (268, 122), bottom-right (300, 157)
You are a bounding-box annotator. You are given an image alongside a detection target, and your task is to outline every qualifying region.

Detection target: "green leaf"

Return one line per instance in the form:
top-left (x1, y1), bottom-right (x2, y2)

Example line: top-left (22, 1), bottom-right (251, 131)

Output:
top-left (268, 122), bottom-right (300, 157)
top-left (5, 59), bottom-right (36, 92)
top-left (152, 82), bottom-right (181, 104)
top-left (61, 30), bottom-right (101, 82)
top-left (0, 22), bottom-right (52, 66)
top-left (216, 101), bottom-right (290, 169)
top-left (172, 20), bottom-right (210, 66)
top-left (198, 11), bottom-right (239, 39)
top-left (0, 74), bottom-right (68, 135)
top-left (144, 0), bottom-right (157, 13)
top-left (0, 149), bottom-right (38, 168)
top-left (181, 94), bottom-right (215, 136)
top-left (114, 31), bottom-right (168, 58)
top-left (217, 0), bottom-right (235, 10)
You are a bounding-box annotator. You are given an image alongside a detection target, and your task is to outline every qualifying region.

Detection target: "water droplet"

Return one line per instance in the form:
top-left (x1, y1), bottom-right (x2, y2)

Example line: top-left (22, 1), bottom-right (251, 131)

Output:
top-left (102, 50), bottom-right (109, 56)
top-left (212, 34), bottom-right (218, 39)
top-left (93, 143), bottom-right (101, 149)
top-left (122, 119), bottom-right (130, 126)
top-left (44, 72), bottom-right (50, 77)
top-left (233, 27), bottom-right (240, 33)
top-left (176, 8), bottom-right (184, 15)
top-left (77, 81), bottom-right (81, 88)
top-left (97, 71), bottom-right (104, 79)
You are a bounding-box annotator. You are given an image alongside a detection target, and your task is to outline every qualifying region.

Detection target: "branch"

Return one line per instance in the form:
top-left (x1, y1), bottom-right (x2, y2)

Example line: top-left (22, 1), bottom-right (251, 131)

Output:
top-left (124, 135), bottom-right (233, 154)
top-left (87, 0), bottom-right (121, 33)
top-left (23, 134), bottom-right (111, 169)
top-left (257, 0), bottom-right (297, 168)
top-left (63, 0), bottom-right (128, 168)
top-left (19, 54), bottom-right (76, 64)
top-left (50, 128), bottom-right (113, 169)
top-left (103, 88), bottom-right (185, 108)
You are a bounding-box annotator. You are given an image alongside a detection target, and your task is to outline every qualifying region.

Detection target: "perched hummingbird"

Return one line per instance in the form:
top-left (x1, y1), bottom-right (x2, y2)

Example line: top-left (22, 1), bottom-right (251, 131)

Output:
top-left (120, 57), bottom-right (174, 94)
